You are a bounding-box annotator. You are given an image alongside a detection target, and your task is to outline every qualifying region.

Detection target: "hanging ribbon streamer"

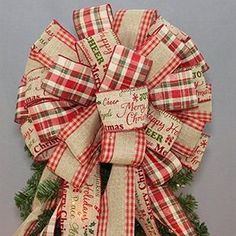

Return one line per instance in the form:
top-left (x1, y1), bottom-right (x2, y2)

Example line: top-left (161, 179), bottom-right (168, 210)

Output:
top-left (14, 3), bottom-right (212, 236)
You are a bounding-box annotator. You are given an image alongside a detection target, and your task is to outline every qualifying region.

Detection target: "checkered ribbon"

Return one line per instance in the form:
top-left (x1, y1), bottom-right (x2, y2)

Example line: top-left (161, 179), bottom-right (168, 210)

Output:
top-left (112, 9), bottom-right (158, 50)
top-left (149, 185), bottom-right (197, 236)
top-left (150, 70), bottom-right (198, 111)
top-left (42, 55), bottom-right (96, 106)
top-left (73, 4), bottom-right (114, 40)
top-left (14, 4), bottom-right (212, 236)
top-left (100, 45), bottom-right (153, 91)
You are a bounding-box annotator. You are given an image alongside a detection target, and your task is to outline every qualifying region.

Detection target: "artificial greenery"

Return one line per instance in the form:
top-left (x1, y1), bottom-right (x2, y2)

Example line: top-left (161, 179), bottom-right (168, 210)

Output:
top-left (167, 168), bottom-right (194, 192)
top-left (37, 179), bottom-right (61, 202)
top-left (30, 209), bottom-right (55, 236)
top-left (14, 160), bottom-right (46, 220)
top-left (15, 148), bottom-right (210, 235)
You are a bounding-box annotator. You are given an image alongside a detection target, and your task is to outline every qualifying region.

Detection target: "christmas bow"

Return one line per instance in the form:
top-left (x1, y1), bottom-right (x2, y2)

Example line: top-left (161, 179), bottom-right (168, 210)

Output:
top-left (14, 4), bottom-right (212, 236)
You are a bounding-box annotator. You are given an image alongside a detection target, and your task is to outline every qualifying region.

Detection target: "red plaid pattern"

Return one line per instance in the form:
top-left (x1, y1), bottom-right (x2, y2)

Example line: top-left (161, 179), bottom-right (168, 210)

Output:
top-left (47, 142), bottom-right (67, 171)
top-left (54, 20), bottom-right (77, 50)
top-left (42, 55), bottom-right (96, 106)
top-left (125, 166), bottom-right (135, 235)
top-left (182, 37), bottom-right (209, 72)
top-left (112, 10), bottom-right (126, 34)
top-left (137, 34), bottom-right (182, 89)
top-left (47, 142), bottom-right (99, 188)
top-left (137, 33), bottom-right (161, 57)
top-left (76, 140), bottom-right (101, 166)
top-left (182, 108), bottom-right (212, 123)
top-left (134, 10), bottom-right (158, 50)
top-left (28, 101), bottom-right (82, 141)
top-left (71, 151), bottom-right (98, 188)
top-left (153, 24), bottom-right (209, 72)
top-left (112, 9), bottom-right (158, 50)
top-left (152, 24), bottom-right (187, 61)
top-left (100, 166), bottom-right (136, 236)
top-left (172, 100), bottom-right (212, 123)
top-left (149, 185), bottom-right (197, 236)
top-left (100, 45), bottom-right (152, 92)
top-left (150, 70), bottom-right (198, 111)
top-left (97, 191), bottom-right (109, 236)
top-left (143, 149), bottom-right (182, 186)
top-left (15, 76), bottom-right (28, 123)
top-left (150, 56), bottom-right (181, 90)
top-left (73, 4), bottom-right (113, 40)
top-left (100, 129), bottom-right (116, 163)
top-left (29, 48), bottom-right (55, 68)
top-left (172, 112), bottom-right (206, 131)
top-left (133, 129), bottom-right (146, 166)
top-left (172, 141), bottom-right (195, 157)
top-left (57, 104), bottom-right (100, 165)
top-left (149, 17), bottom-right (189, 43)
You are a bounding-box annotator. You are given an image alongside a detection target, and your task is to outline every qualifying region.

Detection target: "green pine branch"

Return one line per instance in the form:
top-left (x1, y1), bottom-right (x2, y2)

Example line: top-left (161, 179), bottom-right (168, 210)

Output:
top-left (36, 179), bottom-right (61, 202)
top-left (167, 168), bottom-right (194, 192)
top-left (15, 161), bottom-right (46, 220)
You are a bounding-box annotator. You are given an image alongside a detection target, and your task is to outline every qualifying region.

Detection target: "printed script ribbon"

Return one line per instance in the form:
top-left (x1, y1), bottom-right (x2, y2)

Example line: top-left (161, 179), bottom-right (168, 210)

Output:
top-left (14, 3), bottom-right (212, 236)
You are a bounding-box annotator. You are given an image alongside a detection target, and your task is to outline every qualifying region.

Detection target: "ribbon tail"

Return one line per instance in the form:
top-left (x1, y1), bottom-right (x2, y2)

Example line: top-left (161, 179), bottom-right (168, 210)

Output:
top-left (149, 185), bottom-right (197, 236)
top-left (59, 164), bottom-right (101, 236)
top-left (135, 167), bottom-right (161, 236)
top-left (98, 165), bottom-right (135, 236)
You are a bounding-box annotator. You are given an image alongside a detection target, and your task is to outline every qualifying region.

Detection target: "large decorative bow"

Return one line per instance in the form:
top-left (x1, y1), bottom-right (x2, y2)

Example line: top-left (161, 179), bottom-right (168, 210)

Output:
top-left (14, 4), bottom-right (212, 236)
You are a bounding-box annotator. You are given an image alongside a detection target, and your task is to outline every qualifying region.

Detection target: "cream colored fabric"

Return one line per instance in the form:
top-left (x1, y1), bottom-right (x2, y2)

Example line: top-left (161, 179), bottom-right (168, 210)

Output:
top-left (62, 165), bottom-right (101, 236)
top-left (55, 147), bottom-right (82, 183)
top-left (76, 30), bottom-right (120, 83)
top-left (106, 165), bottom-right (128, 236)
top-left (34, 21), bottom-right (61, 50)
top-left (177, 134), bottom-right (209, 171)
top-left (175, 123), bottom-right (202, 151)
top-left (96, 87), bottom-right (148, 131)
top-left (65, 109), bottom-right (101, 160)
top-left (146, 105), bottom-right (182, 156)
top-left (116, 11), bottom-right (144, 49)
top-left (41, 36), bottom-right (78, 62)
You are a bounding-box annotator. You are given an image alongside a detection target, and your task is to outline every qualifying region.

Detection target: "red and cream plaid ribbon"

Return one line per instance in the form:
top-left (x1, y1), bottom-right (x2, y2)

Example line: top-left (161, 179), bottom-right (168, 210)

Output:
top-left (14, 3), bottom-right (212, 236)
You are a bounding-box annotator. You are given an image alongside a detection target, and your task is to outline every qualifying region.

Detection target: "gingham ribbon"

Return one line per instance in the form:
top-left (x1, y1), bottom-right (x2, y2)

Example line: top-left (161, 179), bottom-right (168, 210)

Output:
top-left (14, 4), bottom-right (212, 236)
top-left (112, 9), bottom-right (158, 50)
top-left (73, 4), bottom-right (114, 40)
top-left (149, 185), bottom-right (197, 236)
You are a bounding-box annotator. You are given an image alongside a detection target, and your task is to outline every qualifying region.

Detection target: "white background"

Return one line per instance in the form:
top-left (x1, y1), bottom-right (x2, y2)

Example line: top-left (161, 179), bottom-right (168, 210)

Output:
top-left (0, 0), bottom-right (236, 235)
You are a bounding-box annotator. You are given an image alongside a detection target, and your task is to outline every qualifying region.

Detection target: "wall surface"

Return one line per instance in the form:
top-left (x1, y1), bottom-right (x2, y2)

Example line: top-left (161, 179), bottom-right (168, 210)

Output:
top-left (0, 0), bottom-right (235, 235)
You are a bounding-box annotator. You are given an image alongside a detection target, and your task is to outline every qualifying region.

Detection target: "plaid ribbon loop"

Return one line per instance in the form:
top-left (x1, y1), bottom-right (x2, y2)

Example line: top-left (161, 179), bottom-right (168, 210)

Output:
top-left (73, 4), bottom-right (114, 40)
top-left (14, 3), bottom-right (212, 236)
top-left (42, 55), bottom-right (96, 106)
